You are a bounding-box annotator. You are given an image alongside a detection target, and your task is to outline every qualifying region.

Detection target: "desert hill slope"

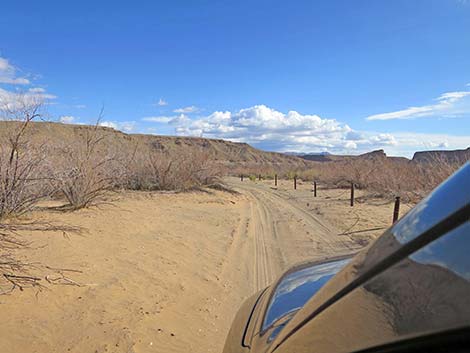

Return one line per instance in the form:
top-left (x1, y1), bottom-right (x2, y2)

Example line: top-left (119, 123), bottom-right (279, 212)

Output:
top-left (0, 121), bottom-right (309, 171)
top-left (1, 121), bottom-right (467, 173)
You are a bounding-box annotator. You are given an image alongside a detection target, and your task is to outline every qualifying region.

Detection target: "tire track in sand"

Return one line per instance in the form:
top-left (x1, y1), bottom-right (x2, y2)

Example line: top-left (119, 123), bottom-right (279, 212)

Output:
top-left (224, 179), bottom-right (359, 290)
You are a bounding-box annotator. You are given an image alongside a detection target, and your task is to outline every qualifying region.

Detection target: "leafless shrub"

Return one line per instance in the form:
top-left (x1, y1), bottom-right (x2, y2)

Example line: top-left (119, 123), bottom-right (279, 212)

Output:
top-left (296, 155), bottom-right (466, 202)
top-left (53, 112), bottom-right (121, 210)
top-left (123, 148), bottom-right (222, 191)
top-left (0, 96), bottom-right (52, 220)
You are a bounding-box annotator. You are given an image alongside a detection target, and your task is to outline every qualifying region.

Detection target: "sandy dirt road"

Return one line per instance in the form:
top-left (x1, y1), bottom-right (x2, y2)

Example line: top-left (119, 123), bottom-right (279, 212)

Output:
top-left (0, 179), bottom-right (366, 353)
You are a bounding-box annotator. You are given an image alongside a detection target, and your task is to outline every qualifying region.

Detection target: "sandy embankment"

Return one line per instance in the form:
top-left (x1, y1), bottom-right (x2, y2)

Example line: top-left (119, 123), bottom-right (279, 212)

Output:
top-left (0, 178), bottom-right (401, 353)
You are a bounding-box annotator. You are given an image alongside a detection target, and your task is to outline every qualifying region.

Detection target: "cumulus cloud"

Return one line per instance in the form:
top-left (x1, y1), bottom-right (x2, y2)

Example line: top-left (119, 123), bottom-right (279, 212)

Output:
top-left (59, 115), bottom-right (75, 124)
top-left (0, 57), bottom-right (57, 113)
top-left (0, 87), bottom-right (57, 111)
top-left (0, 57), bottom-right (30, 85)
top-left (143, 104), bottom-right (399, 153)
top-left (379, 132), bottom-right (470, 157)
top-left (173, 105), bottom-right (199, 113)
top-left (143, 104), bottom-right (470, 156)
top-left (366, 90), bottom-right (470, 120)
top-left (99, 121), bottom-right (118, 129)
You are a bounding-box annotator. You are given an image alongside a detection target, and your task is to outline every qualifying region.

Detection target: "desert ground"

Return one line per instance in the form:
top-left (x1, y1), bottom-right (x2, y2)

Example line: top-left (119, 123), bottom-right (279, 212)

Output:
top-left (0, 177), bottom-right (409, 353)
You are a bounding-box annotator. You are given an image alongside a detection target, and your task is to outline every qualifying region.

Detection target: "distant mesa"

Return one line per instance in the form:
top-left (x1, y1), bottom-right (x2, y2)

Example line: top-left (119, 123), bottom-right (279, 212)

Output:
top-left (298, 148), bottom-right (469, 165)
top-left (412, 148), bottom-right (470, 164)
top-left (299, 149), bottom-right (389, 162)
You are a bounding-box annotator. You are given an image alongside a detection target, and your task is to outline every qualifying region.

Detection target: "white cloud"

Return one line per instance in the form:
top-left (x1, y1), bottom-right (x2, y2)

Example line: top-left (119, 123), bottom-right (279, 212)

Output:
top-left (156, 98), bottom-right (168, 106)
top-left (59, 115), bottom-right (75, 124)
top-left (99, 120), bottom-right (136, 132)
top-left (366, 90), bottom-right (470, 120)
top-left (120, 121), bottom-right (136, 132)
top-left (28, 87), bottom-right (46, 93)
top-left (0, 57), bottom-right (56, 113)
top-left (0, 87), bottom-right (57, 112)
top-left (74, 104), bottom-right (86, 109)
top-left (153, 104), bottom-right (401, 153)
top-left (99, 121), bottom-right (118, 129)
top-left (383, 132), bottom-right (470, 157)
top-left (143, 114), bottom-right (190, 125)
top-left (173, 105), bottom-right (199, 113)
top-left (143, 116), bottom-right (172, 123)
top-left (169, 114), bottom-right (190, 125)
top-left (162, 104), bottom-right (469, 156)
top-left (0, 57), bottom-right (30, 85)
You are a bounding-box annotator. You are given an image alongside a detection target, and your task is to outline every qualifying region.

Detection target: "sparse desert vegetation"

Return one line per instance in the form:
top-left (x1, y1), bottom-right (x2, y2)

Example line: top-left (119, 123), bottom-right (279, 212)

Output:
top-left (294, 152), bottom-right (468, 202)
top-left (0, 100), bottom-right (225, 294)
top-left (0, 98), bottom-right (468, 353)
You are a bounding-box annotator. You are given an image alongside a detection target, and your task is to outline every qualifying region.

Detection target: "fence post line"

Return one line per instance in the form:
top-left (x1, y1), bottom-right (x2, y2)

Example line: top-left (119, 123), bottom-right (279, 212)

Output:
top-left (294, 176), bottom-right (297, 190)
top-left (275, 174), bottom-right (278, 187)
top-left (350, 182), bottom-right (355, 207)
top-left (314, 181), bottom-right (317, 197)
top-left (393, 196), bottom-right (401, 224)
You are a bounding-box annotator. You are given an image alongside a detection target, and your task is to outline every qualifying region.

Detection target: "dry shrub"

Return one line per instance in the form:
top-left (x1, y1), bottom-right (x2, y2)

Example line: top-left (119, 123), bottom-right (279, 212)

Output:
top-left (297, 155), bottom-right (467, 202)
top-left (53, 122), bottom-right (121, 210)
top-left (0, 98), bottom-right (52, 220)
top-left (123, 148), bottom-right (221, 191)
top-left (0, 96), bottom-right (51, 293)
top-left (229, 163), bottom-right (301, 180)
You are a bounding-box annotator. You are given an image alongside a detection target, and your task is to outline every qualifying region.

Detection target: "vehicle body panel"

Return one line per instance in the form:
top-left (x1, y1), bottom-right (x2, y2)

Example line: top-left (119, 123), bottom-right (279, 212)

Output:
top-left (223, 162), bottom-right (470, 353)
top-left (269, 162), bottom-right (470, 352)
top-left (274, 220), bottom-right (470, 353)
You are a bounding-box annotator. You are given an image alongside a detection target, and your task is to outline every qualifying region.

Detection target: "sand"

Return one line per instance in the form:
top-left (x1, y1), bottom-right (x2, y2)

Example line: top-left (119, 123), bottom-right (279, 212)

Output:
top-left (0, 178), bottom-right (401, 353)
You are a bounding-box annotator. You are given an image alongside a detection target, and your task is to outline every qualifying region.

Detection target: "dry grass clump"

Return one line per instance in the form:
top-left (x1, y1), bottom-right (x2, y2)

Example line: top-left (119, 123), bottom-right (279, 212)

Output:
top-left (123, 148), bottom-right (221, 192)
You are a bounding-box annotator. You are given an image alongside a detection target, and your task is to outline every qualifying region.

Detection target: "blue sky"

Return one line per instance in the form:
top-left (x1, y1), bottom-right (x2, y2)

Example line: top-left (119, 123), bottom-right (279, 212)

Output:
top-left (1, 0), bottom-right (469, 157)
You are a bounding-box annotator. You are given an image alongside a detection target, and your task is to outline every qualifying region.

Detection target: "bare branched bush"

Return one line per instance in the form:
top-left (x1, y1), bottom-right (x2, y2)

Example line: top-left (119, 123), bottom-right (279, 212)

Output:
top-left (53, 120), bottom-right (121, 210)
top-left (296, 154), bottom-right (467, 202)
top-left (123, 148), bottom-right (221, 191)
top-left (0, 96), bottom-right (52, 220)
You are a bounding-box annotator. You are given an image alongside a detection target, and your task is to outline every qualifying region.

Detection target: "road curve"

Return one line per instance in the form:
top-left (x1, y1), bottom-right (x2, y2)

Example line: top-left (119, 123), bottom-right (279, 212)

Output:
top-left (224, 178), bottom-right (361, 293)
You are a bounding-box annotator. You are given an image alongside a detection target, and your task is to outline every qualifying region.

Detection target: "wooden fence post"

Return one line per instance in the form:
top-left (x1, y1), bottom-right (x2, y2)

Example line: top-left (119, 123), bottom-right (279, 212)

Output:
top-left (259, 174), bottom-right (261, 181)
top-left (314, 181), bottom-right (317, 197)
top-left (350, 182), bottom-right (355, 207)
top-left (393, 196), bottom-right (400, 224)
top-left (241, 174), bottom-right (243, 182)
top-left (294, 176), bottom-right (297, 190)
top-left (275, 174), bottom-right (278, 187)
